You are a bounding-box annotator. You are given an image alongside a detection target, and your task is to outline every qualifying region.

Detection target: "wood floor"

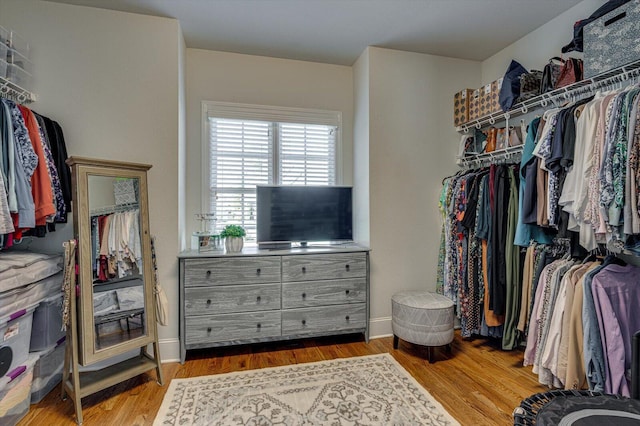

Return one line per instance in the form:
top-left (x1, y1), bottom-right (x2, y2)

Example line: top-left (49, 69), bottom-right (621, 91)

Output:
top-left (18, 332), bottom-right (547, 426)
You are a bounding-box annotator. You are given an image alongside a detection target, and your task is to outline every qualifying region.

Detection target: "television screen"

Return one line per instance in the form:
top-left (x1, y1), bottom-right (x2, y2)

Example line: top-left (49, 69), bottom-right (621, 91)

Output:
top-left (257, 185), bottom-right (352, 245)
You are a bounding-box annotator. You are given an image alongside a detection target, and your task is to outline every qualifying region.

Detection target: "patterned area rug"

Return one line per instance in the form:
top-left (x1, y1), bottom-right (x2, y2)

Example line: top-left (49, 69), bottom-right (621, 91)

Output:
top-left (154, 353), bottom-right (459, 425)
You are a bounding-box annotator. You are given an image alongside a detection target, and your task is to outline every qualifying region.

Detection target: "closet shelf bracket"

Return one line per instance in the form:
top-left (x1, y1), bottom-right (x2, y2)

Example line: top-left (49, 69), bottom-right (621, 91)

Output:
top-left (0, 77), bottom-right (37, 103)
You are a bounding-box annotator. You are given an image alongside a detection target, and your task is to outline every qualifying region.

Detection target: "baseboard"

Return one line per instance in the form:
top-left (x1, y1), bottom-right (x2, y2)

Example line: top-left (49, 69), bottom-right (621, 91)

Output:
top-left (159, 338), bottom-right (180, 363)
top-left (369, 316), bottom-right (393, 339)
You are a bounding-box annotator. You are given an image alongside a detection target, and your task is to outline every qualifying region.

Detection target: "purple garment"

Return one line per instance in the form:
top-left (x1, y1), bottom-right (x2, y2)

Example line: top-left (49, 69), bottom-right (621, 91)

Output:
top-left (591, 263), bottom-right (640, 397)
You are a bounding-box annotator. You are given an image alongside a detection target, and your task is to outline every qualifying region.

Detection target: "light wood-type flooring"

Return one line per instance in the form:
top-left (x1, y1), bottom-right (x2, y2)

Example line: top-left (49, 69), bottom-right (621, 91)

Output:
top-left (18, 332), bottom-right (547, 426)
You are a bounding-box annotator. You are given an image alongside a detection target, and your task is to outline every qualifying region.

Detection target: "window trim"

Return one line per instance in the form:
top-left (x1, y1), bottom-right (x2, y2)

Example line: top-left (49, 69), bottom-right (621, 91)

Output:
top-left (201, 100), bottom-right (343, 221)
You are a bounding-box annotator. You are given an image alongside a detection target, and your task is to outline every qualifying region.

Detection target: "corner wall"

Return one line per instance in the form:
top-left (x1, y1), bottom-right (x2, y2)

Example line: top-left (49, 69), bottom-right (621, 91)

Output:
top-left (360, 47), bottom-right (480, 336)
top-left (353, 48), bottom-right (370, 247)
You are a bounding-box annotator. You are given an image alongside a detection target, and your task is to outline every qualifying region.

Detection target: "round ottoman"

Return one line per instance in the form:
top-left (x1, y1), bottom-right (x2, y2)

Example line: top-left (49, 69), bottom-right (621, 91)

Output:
top-left (391, 291), bottom-right (454, 362)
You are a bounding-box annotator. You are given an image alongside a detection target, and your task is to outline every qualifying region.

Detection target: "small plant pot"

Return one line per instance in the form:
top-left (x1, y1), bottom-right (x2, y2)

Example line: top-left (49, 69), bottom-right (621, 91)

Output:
top-left (225, 237), bottom-right (244, 253)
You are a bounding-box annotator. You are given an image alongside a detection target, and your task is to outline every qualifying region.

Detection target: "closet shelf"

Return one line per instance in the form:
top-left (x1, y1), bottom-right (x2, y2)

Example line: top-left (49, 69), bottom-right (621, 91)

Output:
top-left (90, 202), bottom-right (139, 216)
top-left (0, 76), bottom-right (36, 103)
top-left (456, 58), bottom-right (640, 133)
top-left (456, 145), bottom-right (523, 168)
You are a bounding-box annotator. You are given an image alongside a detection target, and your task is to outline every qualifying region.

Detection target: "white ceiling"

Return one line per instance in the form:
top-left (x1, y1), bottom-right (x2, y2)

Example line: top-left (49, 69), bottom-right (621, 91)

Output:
top-left (45, 0), bottom-right (583, 65)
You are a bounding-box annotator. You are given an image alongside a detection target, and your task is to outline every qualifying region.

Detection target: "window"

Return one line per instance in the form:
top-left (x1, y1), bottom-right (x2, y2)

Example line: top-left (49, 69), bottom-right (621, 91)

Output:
top-left (203, 102), bottom-right (341, 241)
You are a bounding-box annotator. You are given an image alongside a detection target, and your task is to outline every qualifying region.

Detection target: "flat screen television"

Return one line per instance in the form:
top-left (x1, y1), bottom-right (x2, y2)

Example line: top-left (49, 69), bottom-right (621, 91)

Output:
top-left (256, 185), bottom-right (353, 247)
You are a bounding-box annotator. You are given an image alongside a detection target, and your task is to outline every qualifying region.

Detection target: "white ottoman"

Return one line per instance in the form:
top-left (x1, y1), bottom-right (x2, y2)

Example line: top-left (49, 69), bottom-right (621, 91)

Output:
top-left (391, 291), bottom-right (454, 362)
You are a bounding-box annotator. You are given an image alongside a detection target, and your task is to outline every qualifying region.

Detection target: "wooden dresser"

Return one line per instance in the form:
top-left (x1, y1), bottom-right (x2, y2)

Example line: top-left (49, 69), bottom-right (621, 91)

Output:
top-left (178, 246), bottom-right (370, 363)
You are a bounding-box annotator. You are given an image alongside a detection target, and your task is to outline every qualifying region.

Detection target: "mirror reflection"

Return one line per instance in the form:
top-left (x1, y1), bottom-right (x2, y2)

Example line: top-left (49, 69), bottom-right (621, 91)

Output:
top-left (88, 175), bottom-right (147, 350)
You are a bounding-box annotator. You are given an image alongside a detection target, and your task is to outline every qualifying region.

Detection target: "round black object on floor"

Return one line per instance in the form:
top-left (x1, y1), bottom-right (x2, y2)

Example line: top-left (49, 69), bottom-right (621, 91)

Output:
top-left (537, 394), bottom-right (640, 425)
top-left (514, 390), bottom-right (640, 426)
top-left (0, 346), bottom-right (13, 377)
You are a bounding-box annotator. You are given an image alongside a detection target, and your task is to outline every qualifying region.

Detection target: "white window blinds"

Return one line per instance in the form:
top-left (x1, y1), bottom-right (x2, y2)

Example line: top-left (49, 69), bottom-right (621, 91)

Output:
top-left (279, 123), bottom-right (336, 185)
top-left (204, 102), bottom-right (341, 242)
top-left (208, 118), bottom-right (272, 239)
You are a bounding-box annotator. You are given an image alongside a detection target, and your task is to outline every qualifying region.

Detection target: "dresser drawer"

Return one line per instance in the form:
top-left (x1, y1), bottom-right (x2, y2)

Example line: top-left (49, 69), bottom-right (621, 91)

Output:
top-left (185, 311), bottom-right (281, 344)
top-left (282, 303), bottom-right (366, 334)
top-left (282, 278), bottom-right (366, 309)
top-left (185, 283), bottom-right (281, 315)
top-left (183, 257), bottom-right (281, 287)
top-left (282, 253), bottom-right (367, 282)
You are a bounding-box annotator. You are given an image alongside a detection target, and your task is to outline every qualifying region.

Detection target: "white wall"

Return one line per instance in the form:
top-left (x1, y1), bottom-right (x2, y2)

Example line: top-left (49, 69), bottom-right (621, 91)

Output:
top-left (178, 28), bottom-right (187, 252)
top-left (185, 49), bottom-right (354, 239)
top-left (0, 0), bottom-right (182, 360)
top-left (360, 47), bottom-right (481, 336)
top-left (481, 0), bottom-right (607, 83)
top-left (353, 48), bottom-right (370, 247)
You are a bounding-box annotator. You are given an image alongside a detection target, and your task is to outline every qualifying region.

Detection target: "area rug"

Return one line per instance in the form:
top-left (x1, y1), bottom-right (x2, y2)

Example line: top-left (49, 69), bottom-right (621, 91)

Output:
top-left (153, 353), bottom-right (459, 425)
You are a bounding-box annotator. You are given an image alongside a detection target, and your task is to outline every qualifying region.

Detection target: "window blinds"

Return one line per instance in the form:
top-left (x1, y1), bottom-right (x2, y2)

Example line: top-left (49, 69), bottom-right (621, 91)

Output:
top-left (278, 123), bottom-right (336, 185)
top-left (209, 118), bottom-right (272, 238)
top-left (204, 102), bottom-right (341, 241)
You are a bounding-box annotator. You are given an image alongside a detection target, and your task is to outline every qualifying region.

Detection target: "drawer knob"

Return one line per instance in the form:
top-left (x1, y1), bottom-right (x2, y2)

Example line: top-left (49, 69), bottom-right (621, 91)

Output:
top-left (302, 266), bottom-right (306, 273)
top-left (257, 323), bottom-right (261, 329)
top-left (302, 319), bottom-right (306, 325)
top-left (256, 268), bottom-right (261, 275)
top-left (206, 299), bottom-right (211, 305)
top-left (345, 315), bottom-right (350, 321)
top-left (345, 264), bottom-right (350, 271)
top-left (206, 270), bottom-right (211, 277)
top-left (345, 290), bottom-right (350, 295)
top-left (256, 296), bottom-right (261, 302)
top-left (207, 327), bottom-right (212, 333)
top-left (302, 293), bottom-right (306, 299)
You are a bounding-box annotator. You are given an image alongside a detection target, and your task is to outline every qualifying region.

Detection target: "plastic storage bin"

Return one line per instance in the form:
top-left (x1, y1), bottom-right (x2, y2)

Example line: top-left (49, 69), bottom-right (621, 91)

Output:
top-left (0, 28), bottom-right (7, 74)
top-left (0, 26), bottom-right (9, 47)
top-left (30, 293), bottom-right (65, 352)
top-left (5, 63), bottom-right (32, 90)
top-left (0, 355), bottom-right (37, 426)
top-left (0, 304), bottom-right (38, 378)
top-left (8, 30), bottom-right (29, 60)
top-left (6, 48), bottom-right (33, 75)
top-left (0, 59), bottom-right (7, 80)
top-left (30, 340), bottom-right (64, 403)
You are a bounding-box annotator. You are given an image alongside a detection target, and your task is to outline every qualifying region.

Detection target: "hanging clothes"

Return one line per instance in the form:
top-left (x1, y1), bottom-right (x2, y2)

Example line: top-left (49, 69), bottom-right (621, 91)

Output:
top-left (92, 209), bottom-right (142, 281)
top-left (0, 100), bottom-right (70, 246)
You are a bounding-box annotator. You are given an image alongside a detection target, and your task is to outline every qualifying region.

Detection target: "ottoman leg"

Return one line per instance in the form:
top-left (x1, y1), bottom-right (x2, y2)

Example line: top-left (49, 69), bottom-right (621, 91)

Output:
top-left (428, 347), bottom-right (434, 363)
top-left (393, 335), bottom-right (399, 349)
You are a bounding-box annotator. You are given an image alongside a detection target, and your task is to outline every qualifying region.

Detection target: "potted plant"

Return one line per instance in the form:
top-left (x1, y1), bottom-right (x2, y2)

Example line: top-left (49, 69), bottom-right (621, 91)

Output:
top-left (220, 224), bottom-right (246, 253)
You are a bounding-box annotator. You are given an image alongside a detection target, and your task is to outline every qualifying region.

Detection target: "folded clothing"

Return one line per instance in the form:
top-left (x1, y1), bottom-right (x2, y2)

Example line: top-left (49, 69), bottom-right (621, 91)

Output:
top-left (0, 252), bottom-right (63, 293)
top-left (0, 272), bottom-right (62, 319)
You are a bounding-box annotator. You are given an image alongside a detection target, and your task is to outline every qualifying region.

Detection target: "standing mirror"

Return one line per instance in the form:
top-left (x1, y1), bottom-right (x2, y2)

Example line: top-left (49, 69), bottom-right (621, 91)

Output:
top-left (71, 158), bottom-right (157, 364)
top-left (64, 157), bottom-right (162, 424)
top-left (88, 174), bottom-right (147, 353)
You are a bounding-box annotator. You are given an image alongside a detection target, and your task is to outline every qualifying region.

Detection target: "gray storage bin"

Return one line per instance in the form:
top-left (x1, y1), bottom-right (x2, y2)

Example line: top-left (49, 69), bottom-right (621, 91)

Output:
top-left (583, 0), bottom-right (640, 78)
top-left (30, 293), bottom-right (65, 352)
top-left (31, 341), bottom-right (64, 403)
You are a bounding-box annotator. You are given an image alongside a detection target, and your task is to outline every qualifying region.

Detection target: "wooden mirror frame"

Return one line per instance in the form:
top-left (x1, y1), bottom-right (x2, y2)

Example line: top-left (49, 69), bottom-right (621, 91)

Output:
top-left (68, 157), bottom-right (157, 365)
